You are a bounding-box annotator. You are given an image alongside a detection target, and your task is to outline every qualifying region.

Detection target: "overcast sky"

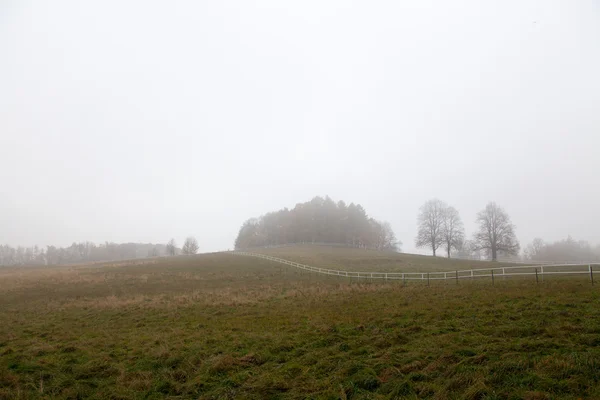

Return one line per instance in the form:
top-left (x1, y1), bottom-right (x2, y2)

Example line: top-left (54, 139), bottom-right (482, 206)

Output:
top-left (1, 0), bottom-right (599, 254)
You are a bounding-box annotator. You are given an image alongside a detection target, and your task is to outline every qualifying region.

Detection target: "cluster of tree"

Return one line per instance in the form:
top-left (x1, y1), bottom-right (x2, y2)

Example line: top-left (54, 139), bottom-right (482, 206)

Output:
top-left (524, 236), bottom-right (600, 263)
top-left (416, 200), bottom-right (520, 261)
top-left (234, 196), bottom-right (400, 251)
top-left (163, 237), bottom-right (199, 256)
top-left (0, 242), bottom-right (169, 266)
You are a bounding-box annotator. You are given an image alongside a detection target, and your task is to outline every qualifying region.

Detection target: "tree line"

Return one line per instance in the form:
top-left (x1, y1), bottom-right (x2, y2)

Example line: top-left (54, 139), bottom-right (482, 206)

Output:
top-left (0, 236), bottom-right (201, 266)
top-left (523, 236), bottom-right (600, 263)
top-left (0, 242), bottom-right (166, 266)
top-left (415, 199), bottom-right (520, 261)
top-left (234, 196), bottom-right (400, 251)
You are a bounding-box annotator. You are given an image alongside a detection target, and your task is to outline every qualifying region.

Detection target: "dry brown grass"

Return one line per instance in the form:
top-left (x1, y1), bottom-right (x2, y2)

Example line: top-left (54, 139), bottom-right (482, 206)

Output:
top-left (1, 251), bottom-right (423, 312)
top-left (35, 279), bottom-right (409, 311)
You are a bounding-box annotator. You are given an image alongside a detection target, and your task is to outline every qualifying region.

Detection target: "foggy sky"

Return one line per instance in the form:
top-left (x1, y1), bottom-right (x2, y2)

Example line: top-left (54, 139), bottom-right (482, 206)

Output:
top-left (1, 0), bottom-right (599, 254)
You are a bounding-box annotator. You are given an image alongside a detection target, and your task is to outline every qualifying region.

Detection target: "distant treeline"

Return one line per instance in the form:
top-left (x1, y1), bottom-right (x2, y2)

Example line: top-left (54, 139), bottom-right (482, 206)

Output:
top-left (0, 242), bottom-right (170, 266)
top-left (524, 236), bottom-right (600, 263)
top-left (234, 196), bottom-right (400, 251)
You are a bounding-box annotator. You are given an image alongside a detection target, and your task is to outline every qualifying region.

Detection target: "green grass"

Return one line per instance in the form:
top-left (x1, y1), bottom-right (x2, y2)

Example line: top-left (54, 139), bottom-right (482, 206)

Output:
top-left (1, 247), bottom-right (599, 399)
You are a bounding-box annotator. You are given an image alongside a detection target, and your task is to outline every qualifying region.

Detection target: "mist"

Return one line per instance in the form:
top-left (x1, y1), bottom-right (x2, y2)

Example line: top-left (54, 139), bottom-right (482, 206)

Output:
top-left (1, 0), bottom-right (599, 255)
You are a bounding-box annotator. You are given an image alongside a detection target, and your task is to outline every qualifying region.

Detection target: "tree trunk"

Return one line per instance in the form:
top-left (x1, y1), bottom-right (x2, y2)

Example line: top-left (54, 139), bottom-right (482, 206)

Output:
top-left (432, 246), bottom-right (436, 257)
top-left (492, 246), bottom-right (497, 261)
top-left (447, 246), bottom-right (451, 258)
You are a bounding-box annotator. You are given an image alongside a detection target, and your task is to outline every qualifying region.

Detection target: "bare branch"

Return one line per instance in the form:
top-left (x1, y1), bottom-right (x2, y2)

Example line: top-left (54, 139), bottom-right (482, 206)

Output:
top-left (415, 199), bottom-right (446, 256)
top-left (472, 202), bottom-right (519, 261)
top-left (182, 237), bottom-right (199, 255)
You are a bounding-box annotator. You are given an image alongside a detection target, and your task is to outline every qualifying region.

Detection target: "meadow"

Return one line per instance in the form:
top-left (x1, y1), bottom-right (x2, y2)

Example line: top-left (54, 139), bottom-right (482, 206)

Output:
top-left (249, 245), bottom-right (519, 273)
top-left (1, 246), bottom-right (599, 399)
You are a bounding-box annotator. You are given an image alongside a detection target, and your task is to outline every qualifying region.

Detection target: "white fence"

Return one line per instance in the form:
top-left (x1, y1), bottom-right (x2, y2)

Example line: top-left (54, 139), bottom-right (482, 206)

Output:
top-left (233, 251), bottom-right (598, 284)
top-left (238, 243), bottom-right (600, 265)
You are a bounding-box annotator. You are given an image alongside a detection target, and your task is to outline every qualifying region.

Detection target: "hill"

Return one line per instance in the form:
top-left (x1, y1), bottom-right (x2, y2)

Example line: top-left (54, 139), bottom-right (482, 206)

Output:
top-left (249, 244), bottom-right (517, 273)
top-left (1, 251), bottom-right (599, 399)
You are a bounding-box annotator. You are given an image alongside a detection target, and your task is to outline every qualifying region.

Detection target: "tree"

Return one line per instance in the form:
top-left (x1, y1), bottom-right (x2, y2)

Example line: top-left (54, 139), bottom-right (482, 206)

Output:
top-left (166, 239), bottom-right (177, 256)
top-left (473, 202), bottom-right (519, 261)
top-left (234, 219), bottom-right (261, 249)
top-left (148, 246), bottom-right (160, 257)
top-left (441, 206), bottom-right (465, 258)
top-left (182, 237), bottom-right (199, 255)
top-left (415, 199), bottom-right (446, 256)
top-left (452, 239), bottom-right (477, 259)
top-left (371, 220), bottom-right (401, 251)
top-left (524, 237), bottom-right (545, 260)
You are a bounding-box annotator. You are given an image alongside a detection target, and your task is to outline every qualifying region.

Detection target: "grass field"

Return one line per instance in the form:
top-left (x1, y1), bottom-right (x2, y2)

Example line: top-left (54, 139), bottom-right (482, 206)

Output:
top-left (250, 245), bottom-right (519, 273)
top-left (1, 247), bottom-right (600, 399)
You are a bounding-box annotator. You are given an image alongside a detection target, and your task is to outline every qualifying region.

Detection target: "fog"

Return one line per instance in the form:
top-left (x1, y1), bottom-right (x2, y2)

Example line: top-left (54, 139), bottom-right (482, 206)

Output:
top-left (1, 0), bottom-right (599, 254)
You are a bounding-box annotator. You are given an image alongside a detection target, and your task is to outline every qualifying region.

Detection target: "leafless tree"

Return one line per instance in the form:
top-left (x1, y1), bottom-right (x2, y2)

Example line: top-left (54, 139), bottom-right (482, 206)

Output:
top-left (452, 239), bottom-right (478, 259)
top-left (441, 206), bottom-right (465, 258)
top-left (371, 220), bottom-right (401, 251)
top-left (473, 202), bottom-right (520, 261)
top-left (415, 199), bottom-right (446, 256)
top-left (524, 237), bottom-right (545, 260)
top-left (166, 239), bottom-right (177, 256)
top-left (182, 236), bottom-right (199, 255)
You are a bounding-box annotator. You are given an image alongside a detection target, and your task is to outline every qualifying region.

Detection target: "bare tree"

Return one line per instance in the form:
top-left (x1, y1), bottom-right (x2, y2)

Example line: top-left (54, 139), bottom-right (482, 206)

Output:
top-left (182, 236), bottom-right (199, 255)
top-left (415, 199), bottom-right (446, 256)
top-left (166, 239), bottom-right (177, 256)
top-left (441, 206), bottom-right (465, 258)
top-left (473, 202), bottom-right (520, 261)
top-left (452, 239), bottom-right (477, 259)
top-left (371, 220), bottom-right (401, 251)
top-left (524, 237), bottom-right (545, 260)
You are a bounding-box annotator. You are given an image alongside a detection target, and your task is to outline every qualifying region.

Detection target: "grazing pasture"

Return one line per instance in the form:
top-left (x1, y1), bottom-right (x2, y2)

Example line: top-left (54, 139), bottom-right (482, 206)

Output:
top-left (1, 247), bottom-right (599, 399)
top-left (250, 245), bottom-right (519, 273)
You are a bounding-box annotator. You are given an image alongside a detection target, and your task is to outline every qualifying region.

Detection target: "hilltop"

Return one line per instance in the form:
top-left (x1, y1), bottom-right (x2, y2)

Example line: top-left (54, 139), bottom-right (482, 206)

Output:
top-left (248, 244), bottom-right (517, 273)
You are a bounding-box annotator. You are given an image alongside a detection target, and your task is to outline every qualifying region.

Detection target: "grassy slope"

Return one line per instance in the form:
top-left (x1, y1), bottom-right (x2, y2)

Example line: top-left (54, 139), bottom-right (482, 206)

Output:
top-left (0, 249), bottom-right (599, 399)
top-left (252, 245), bottom-right (518, 272)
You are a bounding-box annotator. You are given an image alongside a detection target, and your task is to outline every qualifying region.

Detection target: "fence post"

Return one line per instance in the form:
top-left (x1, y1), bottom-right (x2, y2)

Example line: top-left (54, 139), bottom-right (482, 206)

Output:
top-left (403, 273), bottom-right (406, 286)
top-left (535, 268), bottom-right (538, 284)
top-left (456, 270), bottom-right (458, 284)
top-left (427, 272), bottom-right (430, 287)
top-left (491, 269), bottom-right (494, 285)
top-left (590, 265), bottom-right (594, 286)
top-left (541, 265), bottom-right (544, 282)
